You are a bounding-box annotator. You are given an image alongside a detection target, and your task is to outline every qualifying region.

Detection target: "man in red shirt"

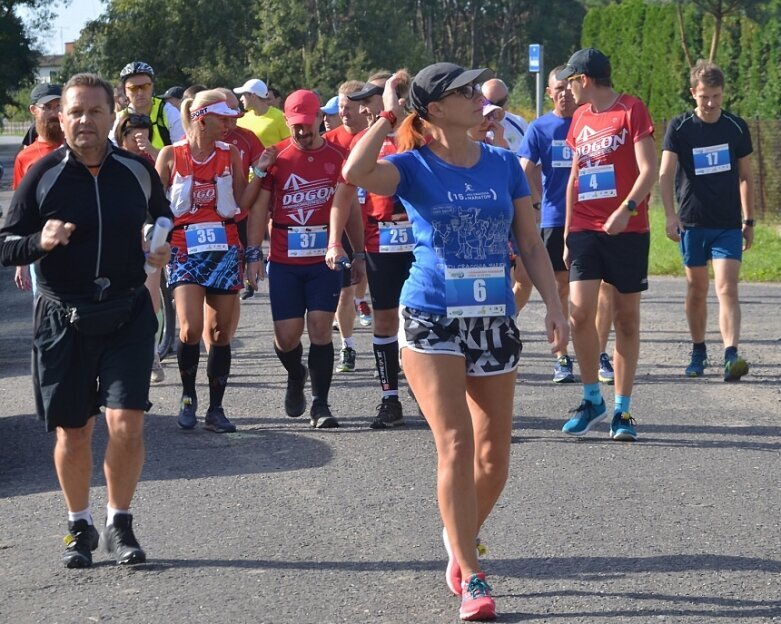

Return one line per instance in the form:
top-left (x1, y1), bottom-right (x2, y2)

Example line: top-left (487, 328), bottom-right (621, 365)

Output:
top-left (245, 90), bottom-right (363, 429)
top-left (323, 80), bottom-right (368, 373)
top-left (557, 48), bottom-right (656, 441)
top-left (12, 83), bottom-right (64, 291)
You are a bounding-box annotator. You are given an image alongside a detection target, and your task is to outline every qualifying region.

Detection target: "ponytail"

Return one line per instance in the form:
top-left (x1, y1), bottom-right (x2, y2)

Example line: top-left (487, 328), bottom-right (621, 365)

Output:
top-left (395, 111), bottom-right (428, 153)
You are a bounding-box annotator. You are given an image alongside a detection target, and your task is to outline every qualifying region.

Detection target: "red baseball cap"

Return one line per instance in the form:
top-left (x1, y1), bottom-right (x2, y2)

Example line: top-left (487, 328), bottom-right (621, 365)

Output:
top-left (285, 90), bottom-right (321, 126)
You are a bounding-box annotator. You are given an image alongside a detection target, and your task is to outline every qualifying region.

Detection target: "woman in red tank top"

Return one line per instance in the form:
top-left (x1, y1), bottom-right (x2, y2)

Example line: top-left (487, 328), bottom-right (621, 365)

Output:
top-left (155, 89), bottom-right (246, 434)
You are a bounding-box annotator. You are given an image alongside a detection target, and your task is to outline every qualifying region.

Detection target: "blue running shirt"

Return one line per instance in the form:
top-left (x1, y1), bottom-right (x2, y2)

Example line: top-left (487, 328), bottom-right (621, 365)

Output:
top-left (385, 143), bottom-right (529, 316)
top-left (519, 112), bottom-right (572, 228)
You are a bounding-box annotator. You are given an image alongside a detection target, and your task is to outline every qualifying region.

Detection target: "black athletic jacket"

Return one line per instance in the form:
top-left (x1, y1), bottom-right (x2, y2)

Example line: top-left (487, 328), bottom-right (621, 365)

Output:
top-left (0, 142), bottom-right (172, 300)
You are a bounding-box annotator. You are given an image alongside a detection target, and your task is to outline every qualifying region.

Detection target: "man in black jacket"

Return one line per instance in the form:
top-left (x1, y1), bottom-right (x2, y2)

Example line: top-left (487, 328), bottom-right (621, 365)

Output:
top-left (0, 73), bottom-right (172, 568)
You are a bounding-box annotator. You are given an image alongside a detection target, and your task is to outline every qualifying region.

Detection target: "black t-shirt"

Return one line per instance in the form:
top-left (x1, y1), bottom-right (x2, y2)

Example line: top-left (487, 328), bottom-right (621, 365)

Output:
top-left (662, 110), bottom-right (752, 229)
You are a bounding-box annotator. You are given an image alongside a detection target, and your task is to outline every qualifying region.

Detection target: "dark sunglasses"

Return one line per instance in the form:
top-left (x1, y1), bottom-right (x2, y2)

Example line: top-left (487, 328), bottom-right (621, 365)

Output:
top-left (121, 114), bottom-right (152, 136)
top-left (442, 82), bottom-right (482, 100)
top-left (487, 96), bottom-right (508, 108)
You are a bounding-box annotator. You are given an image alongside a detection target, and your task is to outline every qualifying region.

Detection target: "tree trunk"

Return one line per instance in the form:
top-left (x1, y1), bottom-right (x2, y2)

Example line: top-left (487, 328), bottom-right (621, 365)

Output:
top-left (676, 1), bottom-right (694, 68)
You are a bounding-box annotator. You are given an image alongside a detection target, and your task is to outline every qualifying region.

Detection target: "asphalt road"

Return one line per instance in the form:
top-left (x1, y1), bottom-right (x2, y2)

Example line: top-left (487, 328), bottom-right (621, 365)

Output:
top-left (1, 135), bottom-right (780, 624)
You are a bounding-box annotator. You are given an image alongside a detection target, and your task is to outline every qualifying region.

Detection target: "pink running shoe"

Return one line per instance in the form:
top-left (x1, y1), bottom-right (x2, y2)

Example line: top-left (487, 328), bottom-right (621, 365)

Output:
top-left (442, 527), bottom-right (462, 596)
top-left (459, 573), bottom-right (496, 621)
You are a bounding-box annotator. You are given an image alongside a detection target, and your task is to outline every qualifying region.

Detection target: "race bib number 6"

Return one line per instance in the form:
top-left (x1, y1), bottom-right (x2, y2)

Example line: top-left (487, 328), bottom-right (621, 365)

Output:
top-left (288, 225), bottom-right (327, 258)
top-left (445, 265), bottom-right (506, 318)
top-left (578, 164), bottom-right (617, 201)
top-left (185, 222), bottom-right (228, 254)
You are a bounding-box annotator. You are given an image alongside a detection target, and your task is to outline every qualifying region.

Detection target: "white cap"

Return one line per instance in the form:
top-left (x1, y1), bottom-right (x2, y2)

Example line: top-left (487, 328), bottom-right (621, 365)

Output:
top-left (482, 103), bottom-right (502, 117)
top-left (233, 79), bottom-right (269, 99)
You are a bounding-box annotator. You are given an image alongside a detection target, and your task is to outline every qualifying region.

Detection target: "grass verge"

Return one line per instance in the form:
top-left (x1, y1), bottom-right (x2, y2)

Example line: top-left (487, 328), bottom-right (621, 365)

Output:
top-left (648, 205), bottom-right (781, 282)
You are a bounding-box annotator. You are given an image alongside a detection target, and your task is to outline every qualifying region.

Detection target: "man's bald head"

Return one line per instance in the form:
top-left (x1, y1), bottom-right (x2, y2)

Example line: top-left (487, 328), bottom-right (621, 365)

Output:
top-left (482, 79), bottom-right (510, 109)
top-left (216, 87), bottom-right (240, 110)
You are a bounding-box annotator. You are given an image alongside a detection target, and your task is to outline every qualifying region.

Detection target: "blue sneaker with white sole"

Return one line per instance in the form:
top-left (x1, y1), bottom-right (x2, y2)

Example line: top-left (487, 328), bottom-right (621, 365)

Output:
top-left (610, 411), bottom-right (637, 441)
top-left (562, 399), bottom-right (607, 436)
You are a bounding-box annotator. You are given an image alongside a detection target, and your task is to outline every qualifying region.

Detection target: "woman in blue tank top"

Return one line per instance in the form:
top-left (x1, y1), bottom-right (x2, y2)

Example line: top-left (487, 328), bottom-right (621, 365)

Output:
top-left (342, 63), bottom-right (568, 622)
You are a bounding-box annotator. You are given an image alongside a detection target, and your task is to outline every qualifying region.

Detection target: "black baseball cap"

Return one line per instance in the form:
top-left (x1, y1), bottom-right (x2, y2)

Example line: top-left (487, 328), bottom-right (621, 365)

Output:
top-left (31, 83), bottom-right (62, 106)
top-left (160, 86), bottom-right (185, 100)
top-left (556, 48), bottom-right (611, 81)
top-left (409, 62), bottom-right (493, 118)
top-left (347, 83), bottom-right (383, 101)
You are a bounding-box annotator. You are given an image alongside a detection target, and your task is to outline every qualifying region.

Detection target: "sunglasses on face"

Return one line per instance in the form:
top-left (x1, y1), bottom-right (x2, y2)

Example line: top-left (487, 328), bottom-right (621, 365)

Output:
top-left (442, 82), bottom-right (482, 100)
top-left (126, 83), bottom-right (153, 93)
top-left (567, 74), bottom-right (584, 83)
top-left (487, 96), bottom-right (508, 108)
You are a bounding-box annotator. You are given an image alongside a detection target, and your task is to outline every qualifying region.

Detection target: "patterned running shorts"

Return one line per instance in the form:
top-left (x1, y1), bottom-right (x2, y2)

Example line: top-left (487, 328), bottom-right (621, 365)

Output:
top-left (399, 307), bottom-right (523, 377)
top-left (168, 245), bottom-right (243, 293)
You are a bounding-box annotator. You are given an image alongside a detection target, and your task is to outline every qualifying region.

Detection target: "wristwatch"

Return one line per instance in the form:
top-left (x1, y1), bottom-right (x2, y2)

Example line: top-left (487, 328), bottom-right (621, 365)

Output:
top-left (624, 199), bottom-right (638, 216)
top-left (532, 202), bottom-right (541, 211)
top-left (252, 166), bottom-right (267, 179)
top-left (743, 219), bottom-right (755, 227)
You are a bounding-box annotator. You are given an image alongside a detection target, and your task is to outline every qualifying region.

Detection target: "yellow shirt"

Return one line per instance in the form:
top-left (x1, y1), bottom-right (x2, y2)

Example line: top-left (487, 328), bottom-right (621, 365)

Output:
top-left (237, 106), bottom-right (290, 147)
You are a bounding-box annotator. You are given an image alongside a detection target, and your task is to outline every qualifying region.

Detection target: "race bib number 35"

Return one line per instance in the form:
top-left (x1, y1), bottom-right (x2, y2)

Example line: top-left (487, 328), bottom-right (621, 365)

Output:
top-left (288, 225), bottom-right (327, 258)
top-left (445, 265), bottom-right (506, 318)
top-left (693, 144), bottom-right (731, 175)
top-left (578, 164), bottom-right (617, 201)
top-left (185, 222), bottom-right (228, 254)
top-left (379, 221), bottom-right (414, 253)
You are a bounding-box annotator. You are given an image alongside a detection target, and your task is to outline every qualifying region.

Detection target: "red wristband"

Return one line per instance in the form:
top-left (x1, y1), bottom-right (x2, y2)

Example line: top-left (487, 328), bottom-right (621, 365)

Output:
top-left (379, 110), bottom-right (397, 126)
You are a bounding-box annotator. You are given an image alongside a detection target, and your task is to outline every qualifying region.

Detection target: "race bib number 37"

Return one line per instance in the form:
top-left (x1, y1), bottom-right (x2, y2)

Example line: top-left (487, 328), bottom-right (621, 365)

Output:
top-left (578, 164), bottom-right (617, 201)
top-left (445, 265), bottom-right (506, 318)
top-left (288, 225), bottom-right (327, 258)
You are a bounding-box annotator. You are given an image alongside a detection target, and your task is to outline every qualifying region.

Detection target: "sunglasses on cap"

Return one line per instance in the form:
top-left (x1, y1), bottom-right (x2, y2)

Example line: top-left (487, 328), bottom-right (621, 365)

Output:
top-left (442, 82), bottom-right (482, 100)
top-left (120, 114), bottom-right (152, 136)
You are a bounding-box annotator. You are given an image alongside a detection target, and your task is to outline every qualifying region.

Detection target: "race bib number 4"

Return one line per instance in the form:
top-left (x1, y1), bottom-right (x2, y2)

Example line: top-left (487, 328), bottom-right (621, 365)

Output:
top-left (693, 144), bottom-right (731, 175)
top-left (379, 221), bottom-right (414, 253)
top-left (288, 225), bottom-right (327, 258)
top-left (185, 222), bottom-right (228, 254)
top-left (551, 140), bottom-right (573, 168)
top-left (578, 164), bottom-right (617, 201)
top-left (445, 265), bottom-right (506, 318)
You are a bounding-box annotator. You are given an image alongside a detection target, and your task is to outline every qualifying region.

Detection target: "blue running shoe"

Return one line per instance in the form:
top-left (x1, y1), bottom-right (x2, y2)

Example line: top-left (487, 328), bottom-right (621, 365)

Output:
top-left (723, 354), bottom-right (748, 382)
top-left (562, 399), bottom-right (607, 436)
top-left (598, 352), bottom-right (614, 384)
top-left (685, 350), bottom-right (708, 377)
top-left (610, 411), bottom-right (637, 441)
top-left (177, 395), bottom-right (197, 430)
top-left (553, 355), bottom-right (575, 383)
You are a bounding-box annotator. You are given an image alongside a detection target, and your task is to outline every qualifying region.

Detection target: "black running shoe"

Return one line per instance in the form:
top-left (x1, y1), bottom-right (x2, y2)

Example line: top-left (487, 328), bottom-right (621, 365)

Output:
top-left (177, 395), bottom-right (198, 430)
top-left (240, 286), bottom-right (255, 300)
top-left (284, 366), bottom-right (308, 417)
top-left (63, 520), bottom-right (99, 569)
top-left (370, 397), bottom-right (405, 429)
top-left (310, 400), bottom-right (339, 429)
top-left (101, 513), bottom-right (146, 565)
top-left (204, 406), bottom-right (237, 433)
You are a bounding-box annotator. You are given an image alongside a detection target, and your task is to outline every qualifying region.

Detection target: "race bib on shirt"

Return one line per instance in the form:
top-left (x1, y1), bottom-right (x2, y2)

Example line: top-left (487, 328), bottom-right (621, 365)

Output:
top-left (185, 222), bottom-right (228, 254)
top-left (578, 164), bottom-right (617, 201)
top-left (551, 140), bottom-right (573, 168)
top-left (287, 225), bottom-right (327, 258)
top-left (445, 265), bottom-right (506, 318)
top-left (693, 144), bottom-right (731, 175)
top-left (378, 221), bottom-right (414, 253)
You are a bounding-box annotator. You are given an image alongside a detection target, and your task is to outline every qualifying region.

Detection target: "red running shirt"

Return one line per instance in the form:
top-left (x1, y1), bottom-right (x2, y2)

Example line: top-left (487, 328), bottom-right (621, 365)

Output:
top-left (13, 139), bottom-right (61, 189)
top-left (225, 127), bottom-right (264, 222)
top-left (262, 139), bottom-right (347, 265)
top-left (349, 130), bottom-right (406, 253)
top-left (169, 141), bottom-right (241, 248)
top-left (324, 125), bottom-right (360, 150)
top-left (566, 94), bottom-right (653, 233)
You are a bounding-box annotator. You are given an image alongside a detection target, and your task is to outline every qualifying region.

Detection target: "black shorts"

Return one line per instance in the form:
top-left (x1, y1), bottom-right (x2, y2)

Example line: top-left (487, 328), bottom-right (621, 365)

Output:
top-left (399, 307), bottom-right (522, 377)
top-left (541, 226), bottom-right (567, 273)
top-left (366, 251), bottom-right (413, 311)
top-left (33, 289), bottom-right (157, 432)
top-left (567, 230), bottom-right (650, 294)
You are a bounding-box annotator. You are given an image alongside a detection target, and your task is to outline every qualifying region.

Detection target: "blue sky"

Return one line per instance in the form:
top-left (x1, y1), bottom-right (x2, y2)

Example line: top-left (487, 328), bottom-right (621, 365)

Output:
top-left (24, 0), bottom-right (104, 54)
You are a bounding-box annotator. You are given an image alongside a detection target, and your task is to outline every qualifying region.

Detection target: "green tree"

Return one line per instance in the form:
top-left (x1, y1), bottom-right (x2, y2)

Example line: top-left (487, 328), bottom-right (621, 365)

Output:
top-left (0, 1), bottom-right (60, 111)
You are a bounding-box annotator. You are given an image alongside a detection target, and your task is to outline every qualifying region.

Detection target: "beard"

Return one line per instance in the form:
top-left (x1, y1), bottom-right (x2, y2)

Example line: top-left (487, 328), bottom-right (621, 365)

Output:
top-left (38, 118), bottom-right (64, 144)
